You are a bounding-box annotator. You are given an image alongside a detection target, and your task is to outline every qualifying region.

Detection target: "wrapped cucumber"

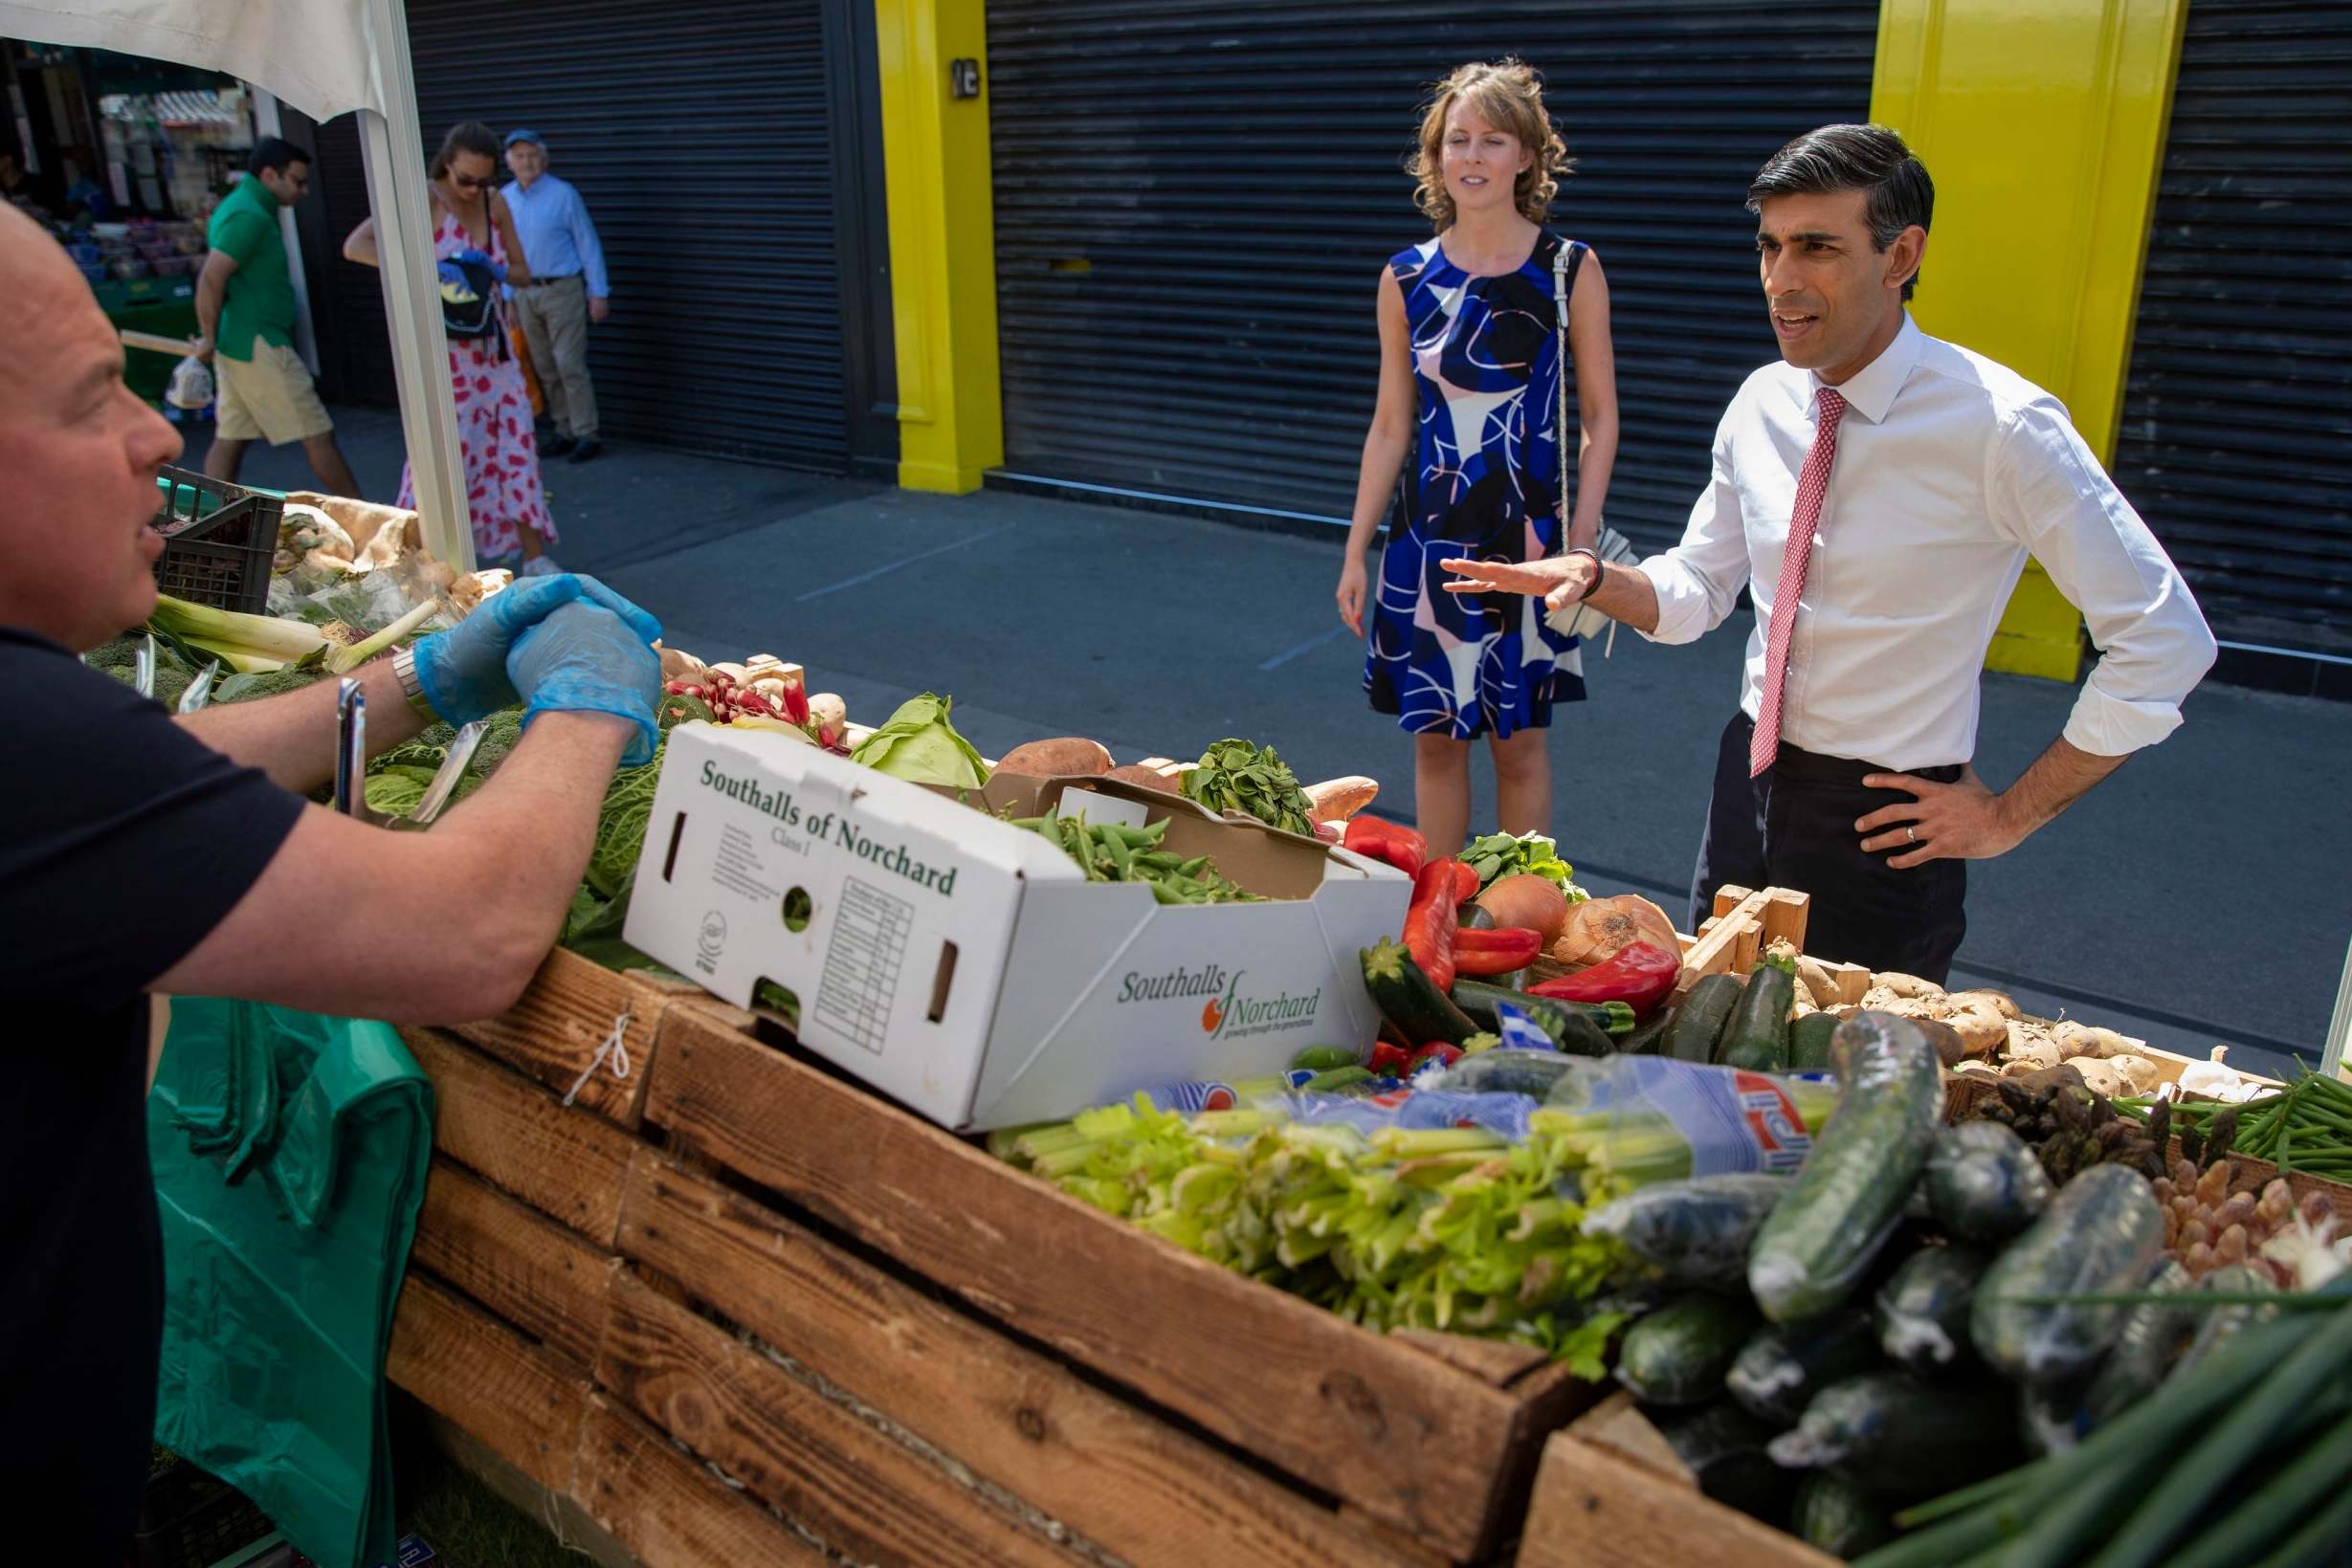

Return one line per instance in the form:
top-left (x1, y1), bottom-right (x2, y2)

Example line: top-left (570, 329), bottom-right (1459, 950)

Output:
top-left (1875, 1243), bottom-right (1992, 1376)
top-left (1925, 1120), bottom-right (2053, 1244)
top-left (1767, 1373), bottom-right (2015, 1500)
top-left (2175, 1262), bottom-right (2278, 1375)
top-left (1725, 1311), bottom-right (1883, 1426)
top-left (2083, 1258), bottom-right (2196, 1427)
top-left (1582, 1175), bottom-right (1789, 1291)
top-left (1793, 1470), bottom-right (1898, 1560)
top-left (1747, 1013), bottom-right (1945, 1323)
top-left (1617, 1292), bottom-right (1764, 1407)
top-left (1969, 1163), bottom-right (2163, 1386)
top-left (1653, 1400), bottom-right (1786, 1522)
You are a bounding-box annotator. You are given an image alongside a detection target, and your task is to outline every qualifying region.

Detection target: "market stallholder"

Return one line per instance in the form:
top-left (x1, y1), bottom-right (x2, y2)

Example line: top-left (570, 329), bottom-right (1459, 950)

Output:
top-left (0, 202), bottom-right (667, 1555)
top-left (1442, 123), bottom-right (2216, 982)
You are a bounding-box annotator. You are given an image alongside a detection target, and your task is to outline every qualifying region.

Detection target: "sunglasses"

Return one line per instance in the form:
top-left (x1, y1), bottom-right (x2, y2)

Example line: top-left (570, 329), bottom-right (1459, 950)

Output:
top-left (450, 173), bottom-right (497, 190)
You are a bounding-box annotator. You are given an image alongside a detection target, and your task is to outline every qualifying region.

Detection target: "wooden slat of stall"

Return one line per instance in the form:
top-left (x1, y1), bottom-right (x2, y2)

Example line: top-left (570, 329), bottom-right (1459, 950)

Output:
top-left (446, 948), bottom-right (669, 1127)
top-left (569, 1394), bottom-right (823, 1568)
top-left (642, 1004), bottom-right (1584, 1562)
top-left (1516, 1428), bottom-right (1836, 1568)
top-left (615, 1148), bottom-right (1445, 1568)
top-left (411, 1158), bottom-right (613, 1366)
top-left (402, 1026), bottom-right (634, 1247)
top-left (387, 1271), bottom-right (589, 1497)
top-left (596, 1270), bottom-right (1083, 1568)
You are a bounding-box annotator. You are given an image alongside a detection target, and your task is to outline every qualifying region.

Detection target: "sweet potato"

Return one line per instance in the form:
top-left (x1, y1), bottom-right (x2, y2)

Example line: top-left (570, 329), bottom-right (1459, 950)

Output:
top-left (1102, 763), bottom-right (1184, 795)
top-left (998, 738), bottom-right (1115, 777)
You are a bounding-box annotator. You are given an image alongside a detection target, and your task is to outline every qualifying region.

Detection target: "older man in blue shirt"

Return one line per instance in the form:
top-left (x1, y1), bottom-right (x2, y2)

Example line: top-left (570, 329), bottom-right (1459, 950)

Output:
top-left (501, 128), bottom-right (609, 464)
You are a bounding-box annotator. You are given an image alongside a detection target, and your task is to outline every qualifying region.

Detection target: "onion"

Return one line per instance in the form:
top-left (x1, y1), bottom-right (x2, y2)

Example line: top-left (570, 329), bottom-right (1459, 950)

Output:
top-left (1549, 894), bottom-right (1679, 969)
top-left (1475, 873), bottom-right (1570, 943)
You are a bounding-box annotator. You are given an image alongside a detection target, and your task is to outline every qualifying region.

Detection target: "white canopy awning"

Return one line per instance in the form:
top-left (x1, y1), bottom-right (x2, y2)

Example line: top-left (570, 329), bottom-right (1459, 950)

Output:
top-left (1, 0), bottom-right (475, 569)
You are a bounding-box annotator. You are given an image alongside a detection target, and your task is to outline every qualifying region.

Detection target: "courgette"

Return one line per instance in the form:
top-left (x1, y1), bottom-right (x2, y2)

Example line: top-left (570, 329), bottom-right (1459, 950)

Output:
top-left (1746, 1012), bottom-right (1945, 1323)
top-left (2083, 1258), bottom-right (2196, 1427)
top-left (1616, 1006), bottom-right (1675, 1056)
top-left (1925, 1120), bottom-right (2053, 1245)
top-left (1459, 903), bottom-right (1497, 931)
top-left (1875, 1242), bottom-right (1992, 1376)
top-left (1358, 939), bottom-right (1478, 1048)
top-left (1789, 1012), bottom-right (1841, 1073)
top-left (1450, 978), bottom-right (1633, 1049)
top-left (1792, 1470), bottom-right (1898, 1560)
top-left (1653, 1399), bottom-right (1786, 1521)
top-left (1968, 1161), bottom-right (2163, 1386)
top-left (1583, 1174), bottom-right (1789, 1291)
top-left (1725, 1310), bottom-right (1883, 1426)
top-left (1765, 1373), bottom-right (2016, 1500)
top-left (1616, 1292), bottom-right (1764, 1407)
top-left (1717, 961), bottom-right (1795, 1071)
top-left (1442, 1049), bottom-right (1581, 1098)
top-left (1666, 973), bottom-right (1742, 1062)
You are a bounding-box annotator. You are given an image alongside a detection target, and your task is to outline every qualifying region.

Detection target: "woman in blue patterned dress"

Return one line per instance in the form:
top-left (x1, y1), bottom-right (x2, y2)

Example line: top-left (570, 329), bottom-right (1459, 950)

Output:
top-left (1337, 59), bottom-right (1619, 855)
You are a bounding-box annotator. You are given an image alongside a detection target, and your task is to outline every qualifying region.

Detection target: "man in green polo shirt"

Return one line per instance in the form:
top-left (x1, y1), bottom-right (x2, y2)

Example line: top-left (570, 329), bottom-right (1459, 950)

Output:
top-left (194, 139), bottom-right (361, 497)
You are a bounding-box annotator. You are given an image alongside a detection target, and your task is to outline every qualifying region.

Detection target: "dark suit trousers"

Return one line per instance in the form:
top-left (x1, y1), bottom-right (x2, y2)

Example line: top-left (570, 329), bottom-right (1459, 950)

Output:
top-left (1690, 712), bottom-right (1969, 983)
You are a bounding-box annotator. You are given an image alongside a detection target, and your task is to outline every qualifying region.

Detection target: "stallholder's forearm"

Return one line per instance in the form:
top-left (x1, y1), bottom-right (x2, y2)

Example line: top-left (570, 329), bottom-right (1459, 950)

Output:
top-left (174, 653), bottom-right (433, 793)
top-left (1994, 735), bottom-right (2131, 843)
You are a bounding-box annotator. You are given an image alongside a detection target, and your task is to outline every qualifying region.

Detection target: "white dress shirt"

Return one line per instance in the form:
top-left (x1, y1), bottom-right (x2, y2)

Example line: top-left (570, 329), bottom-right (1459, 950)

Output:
top-left (1638, 314), bottom-right (2216, 773)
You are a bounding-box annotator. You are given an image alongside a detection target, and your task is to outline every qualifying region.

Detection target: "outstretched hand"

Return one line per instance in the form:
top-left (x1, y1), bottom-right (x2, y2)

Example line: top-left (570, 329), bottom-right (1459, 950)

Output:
top-left (1439, 554), bottom-right (1596, 614)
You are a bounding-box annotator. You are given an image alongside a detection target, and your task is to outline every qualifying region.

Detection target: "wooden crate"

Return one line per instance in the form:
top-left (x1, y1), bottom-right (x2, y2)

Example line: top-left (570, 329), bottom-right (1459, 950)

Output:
top-left (1517, 1393), bottom-right (1833, 1568)
top-left (388, 964), bottom-right (1610, 1565)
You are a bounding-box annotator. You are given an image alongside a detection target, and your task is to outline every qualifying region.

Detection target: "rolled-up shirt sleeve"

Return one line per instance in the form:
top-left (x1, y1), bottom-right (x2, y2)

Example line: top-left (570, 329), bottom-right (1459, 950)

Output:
top-left (1639, 408), bottom-right (1752, 645)
top-left (1992, 400), bottom-right (2218, 756)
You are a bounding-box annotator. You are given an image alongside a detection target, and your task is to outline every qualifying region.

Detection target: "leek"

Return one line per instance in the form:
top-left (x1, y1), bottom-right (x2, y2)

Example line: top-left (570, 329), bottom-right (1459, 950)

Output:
top-left (326, 598), bottom-right (440, 674)
top-left (149, 592), bottom-right (329, 661)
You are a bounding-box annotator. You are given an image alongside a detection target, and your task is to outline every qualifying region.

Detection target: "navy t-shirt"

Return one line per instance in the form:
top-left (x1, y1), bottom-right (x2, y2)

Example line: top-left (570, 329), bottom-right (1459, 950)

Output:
top-left (0, 628), bottom-right (302, 1550)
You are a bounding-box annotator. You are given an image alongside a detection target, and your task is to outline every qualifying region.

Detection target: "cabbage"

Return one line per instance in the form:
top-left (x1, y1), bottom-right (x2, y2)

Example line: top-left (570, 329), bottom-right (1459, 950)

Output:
top-left (850, 694), bottom-right (988, 787)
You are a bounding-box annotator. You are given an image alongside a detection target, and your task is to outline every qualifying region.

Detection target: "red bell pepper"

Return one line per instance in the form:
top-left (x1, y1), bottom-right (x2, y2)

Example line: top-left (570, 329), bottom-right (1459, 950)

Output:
top-left (1343, 816), bottom-right (1428, 878)
top-left (1452, 925), bottom-right (1544, 977)
top-left (1410, 1043), bottom-right (1465, 1072)
top-left (1403, 857), bottom-right (1464, 993)
top-left (1528, 940), bottom-right (1681, 1020)
top-left (1367, 1041), bottom-right (1415, 1077)
top-left (1450, 860), bottom-right (1481, 903)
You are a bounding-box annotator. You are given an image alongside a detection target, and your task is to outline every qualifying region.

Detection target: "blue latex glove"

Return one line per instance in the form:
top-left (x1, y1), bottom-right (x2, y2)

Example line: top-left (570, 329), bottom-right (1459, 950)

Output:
top-left (506, 602), bottom-right (664, 766)
top-left (411, 573), bottom-right (661, 727)
top-left (453, 246), bottom-right (509, 284)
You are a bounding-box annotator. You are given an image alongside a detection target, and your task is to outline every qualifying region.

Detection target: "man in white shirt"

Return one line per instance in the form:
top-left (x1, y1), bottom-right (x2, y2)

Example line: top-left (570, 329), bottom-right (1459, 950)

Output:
top-left (1443, 123), bottom-right (2214, 980)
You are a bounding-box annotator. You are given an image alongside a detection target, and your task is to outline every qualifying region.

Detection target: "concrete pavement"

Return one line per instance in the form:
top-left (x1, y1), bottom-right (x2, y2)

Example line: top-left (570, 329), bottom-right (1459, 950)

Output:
top-left (222, 408), bottom-right (2351, 1078)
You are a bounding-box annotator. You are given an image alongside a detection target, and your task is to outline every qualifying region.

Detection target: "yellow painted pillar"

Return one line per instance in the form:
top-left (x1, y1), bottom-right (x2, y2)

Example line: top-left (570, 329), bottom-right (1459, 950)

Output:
top-left (876, 0), bottom-right (1003, 493)
top-left (1872, 0), bottom-right (2188, 681)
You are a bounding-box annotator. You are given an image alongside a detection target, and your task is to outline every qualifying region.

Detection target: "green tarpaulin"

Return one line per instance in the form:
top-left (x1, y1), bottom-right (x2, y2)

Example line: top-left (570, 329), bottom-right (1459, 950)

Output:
top-left (148, 997), bottom-right (433, 1568)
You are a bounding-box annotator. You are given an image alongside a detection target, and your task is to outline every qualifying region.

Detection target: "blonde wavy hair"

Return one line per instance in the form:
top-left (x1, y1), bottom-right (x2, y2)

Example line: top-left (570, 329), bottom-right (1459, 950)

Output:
top-left (1407, 59), bottom-right (1572, 232)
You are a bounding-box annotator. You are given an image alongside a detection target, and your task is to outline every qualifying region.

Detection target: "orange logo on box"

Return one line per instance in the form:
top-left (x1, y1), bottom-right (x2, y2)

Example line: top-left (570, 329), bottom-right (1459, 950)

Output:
top-left (1201, 997), bottom-right (1225, 1033)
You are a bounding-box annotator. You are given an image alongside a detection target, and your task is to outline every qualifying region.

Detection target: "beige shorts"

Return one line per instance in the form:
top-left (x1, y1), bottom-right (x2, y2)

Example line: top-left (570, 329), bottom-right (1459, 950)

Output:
top-left (214, 340), bottom-right (333, 445)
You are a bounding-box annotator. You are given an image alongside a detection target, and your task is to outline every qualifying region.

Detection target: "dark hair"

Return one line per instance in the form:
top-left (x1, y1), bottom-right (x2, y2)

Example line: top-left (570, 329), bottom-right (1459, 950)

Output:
top-left (430, 121), bottom-right (501, 183)
top-left (1747, 123), bottom-right (1933, 300)
top-left (249, 137), bottom-right (312, 178)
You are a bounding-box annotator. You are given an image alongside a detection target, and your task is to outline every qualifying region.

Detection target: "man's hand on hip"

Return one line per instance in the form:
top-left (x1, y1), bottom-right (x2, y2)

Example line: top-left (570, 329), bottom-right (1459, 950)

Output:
top-left (1854, 765), bottom-right (2027, 869)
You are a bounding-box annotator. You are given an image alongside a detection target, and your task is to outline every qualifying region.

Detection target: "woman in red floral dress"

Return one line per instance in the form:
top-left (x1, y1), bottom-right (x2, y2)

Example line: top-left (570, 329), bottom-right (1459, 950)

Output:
top-left (344, 121), bottom-right (558, 571)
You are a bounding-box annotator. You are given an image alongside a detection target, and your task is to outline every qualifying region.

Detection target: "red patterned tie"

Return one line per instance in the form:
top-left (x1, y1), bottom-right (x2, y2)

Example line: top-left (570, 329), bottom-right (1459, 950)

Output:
top-left (1749, 386), bottom-right (1849, 778)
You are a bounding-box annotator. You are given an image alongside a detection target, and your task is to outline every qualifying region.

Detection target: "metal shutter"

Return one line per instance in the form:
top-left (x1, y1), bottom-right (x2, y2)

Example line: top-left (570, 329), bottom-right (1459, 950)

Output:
top-left (2112, 0), bottom-right (2352, 656)
top-left (313, 0), bottom-right (851, 470)
top-left (985, 0), bottom-right (1878, 544)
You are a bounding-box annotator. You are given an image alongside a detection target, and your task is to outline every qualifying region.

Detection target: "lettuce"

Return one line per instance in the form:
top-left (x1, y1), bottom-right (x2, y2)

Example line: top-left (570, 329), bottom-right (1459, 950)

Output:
top-left (850, 693), bottom-right (989, 787)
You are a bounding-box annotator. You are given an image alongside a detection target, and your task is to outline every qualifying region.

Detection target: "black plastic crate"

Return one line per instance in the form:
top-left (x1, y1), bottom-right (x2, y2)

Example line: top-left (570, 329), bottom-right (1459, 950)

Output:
top-left (153, 463), bottom-right (282, 616)
top-left (135, 1452), bottom-right (277, 1568)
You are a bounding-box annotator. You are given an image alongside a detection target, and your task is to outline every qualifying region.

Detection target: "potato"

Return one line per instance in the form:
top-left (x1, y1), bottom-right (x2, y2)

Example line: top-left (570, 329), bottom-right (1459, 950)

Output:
top-left (1304, 776), bottom-right (1380, 823)
top-left (2066, 1057), bottom-right (2131, 1098)
top-left (1947, 988), bottom-right (2020, 1021)
top-left (1870, 972), bottom-right (1947, 1001)
top-left (2052, 1021), bottom-right (2136, 1060)
top-left (1102, 763), bottom-right (1184, 795)
top-left (1941, 1000), bottom-right (2009, 1058)
top-left (998, 738), bottom-right (1116, 778)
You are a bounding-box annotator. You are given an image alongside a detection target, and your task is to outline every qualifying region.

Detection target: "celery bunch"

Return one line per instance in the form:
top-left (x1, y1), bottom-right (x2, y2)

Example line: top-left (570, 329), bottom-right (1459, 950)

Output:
top-left (992, 1097), bottom-right (1634, 1369)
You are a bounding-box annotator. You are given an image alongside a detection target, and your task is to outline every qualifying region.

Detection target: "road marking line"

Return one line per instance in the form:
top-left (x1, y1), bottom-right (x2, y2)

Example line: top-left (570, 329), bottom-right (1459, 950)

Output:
top-left (793, 524), bottom-right (1018, 602)
top-left (1257, 625), bottom-right (1349, 672)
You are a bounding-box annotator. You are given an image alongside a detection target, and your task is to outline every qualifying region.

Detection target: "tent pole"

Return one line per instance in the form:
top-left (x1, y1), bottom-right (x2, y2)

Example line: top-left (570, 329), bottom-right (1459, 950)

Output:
top-left (356, 0), bottom-right (473, 571)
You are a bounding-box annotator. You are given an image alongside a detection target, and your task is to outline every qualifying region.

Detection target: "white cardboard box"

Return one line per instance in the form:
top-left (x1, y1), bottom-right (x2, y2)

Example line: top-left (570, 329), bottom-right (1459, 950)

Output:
top-left (625, 722), bottom-right (1413, 1130)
